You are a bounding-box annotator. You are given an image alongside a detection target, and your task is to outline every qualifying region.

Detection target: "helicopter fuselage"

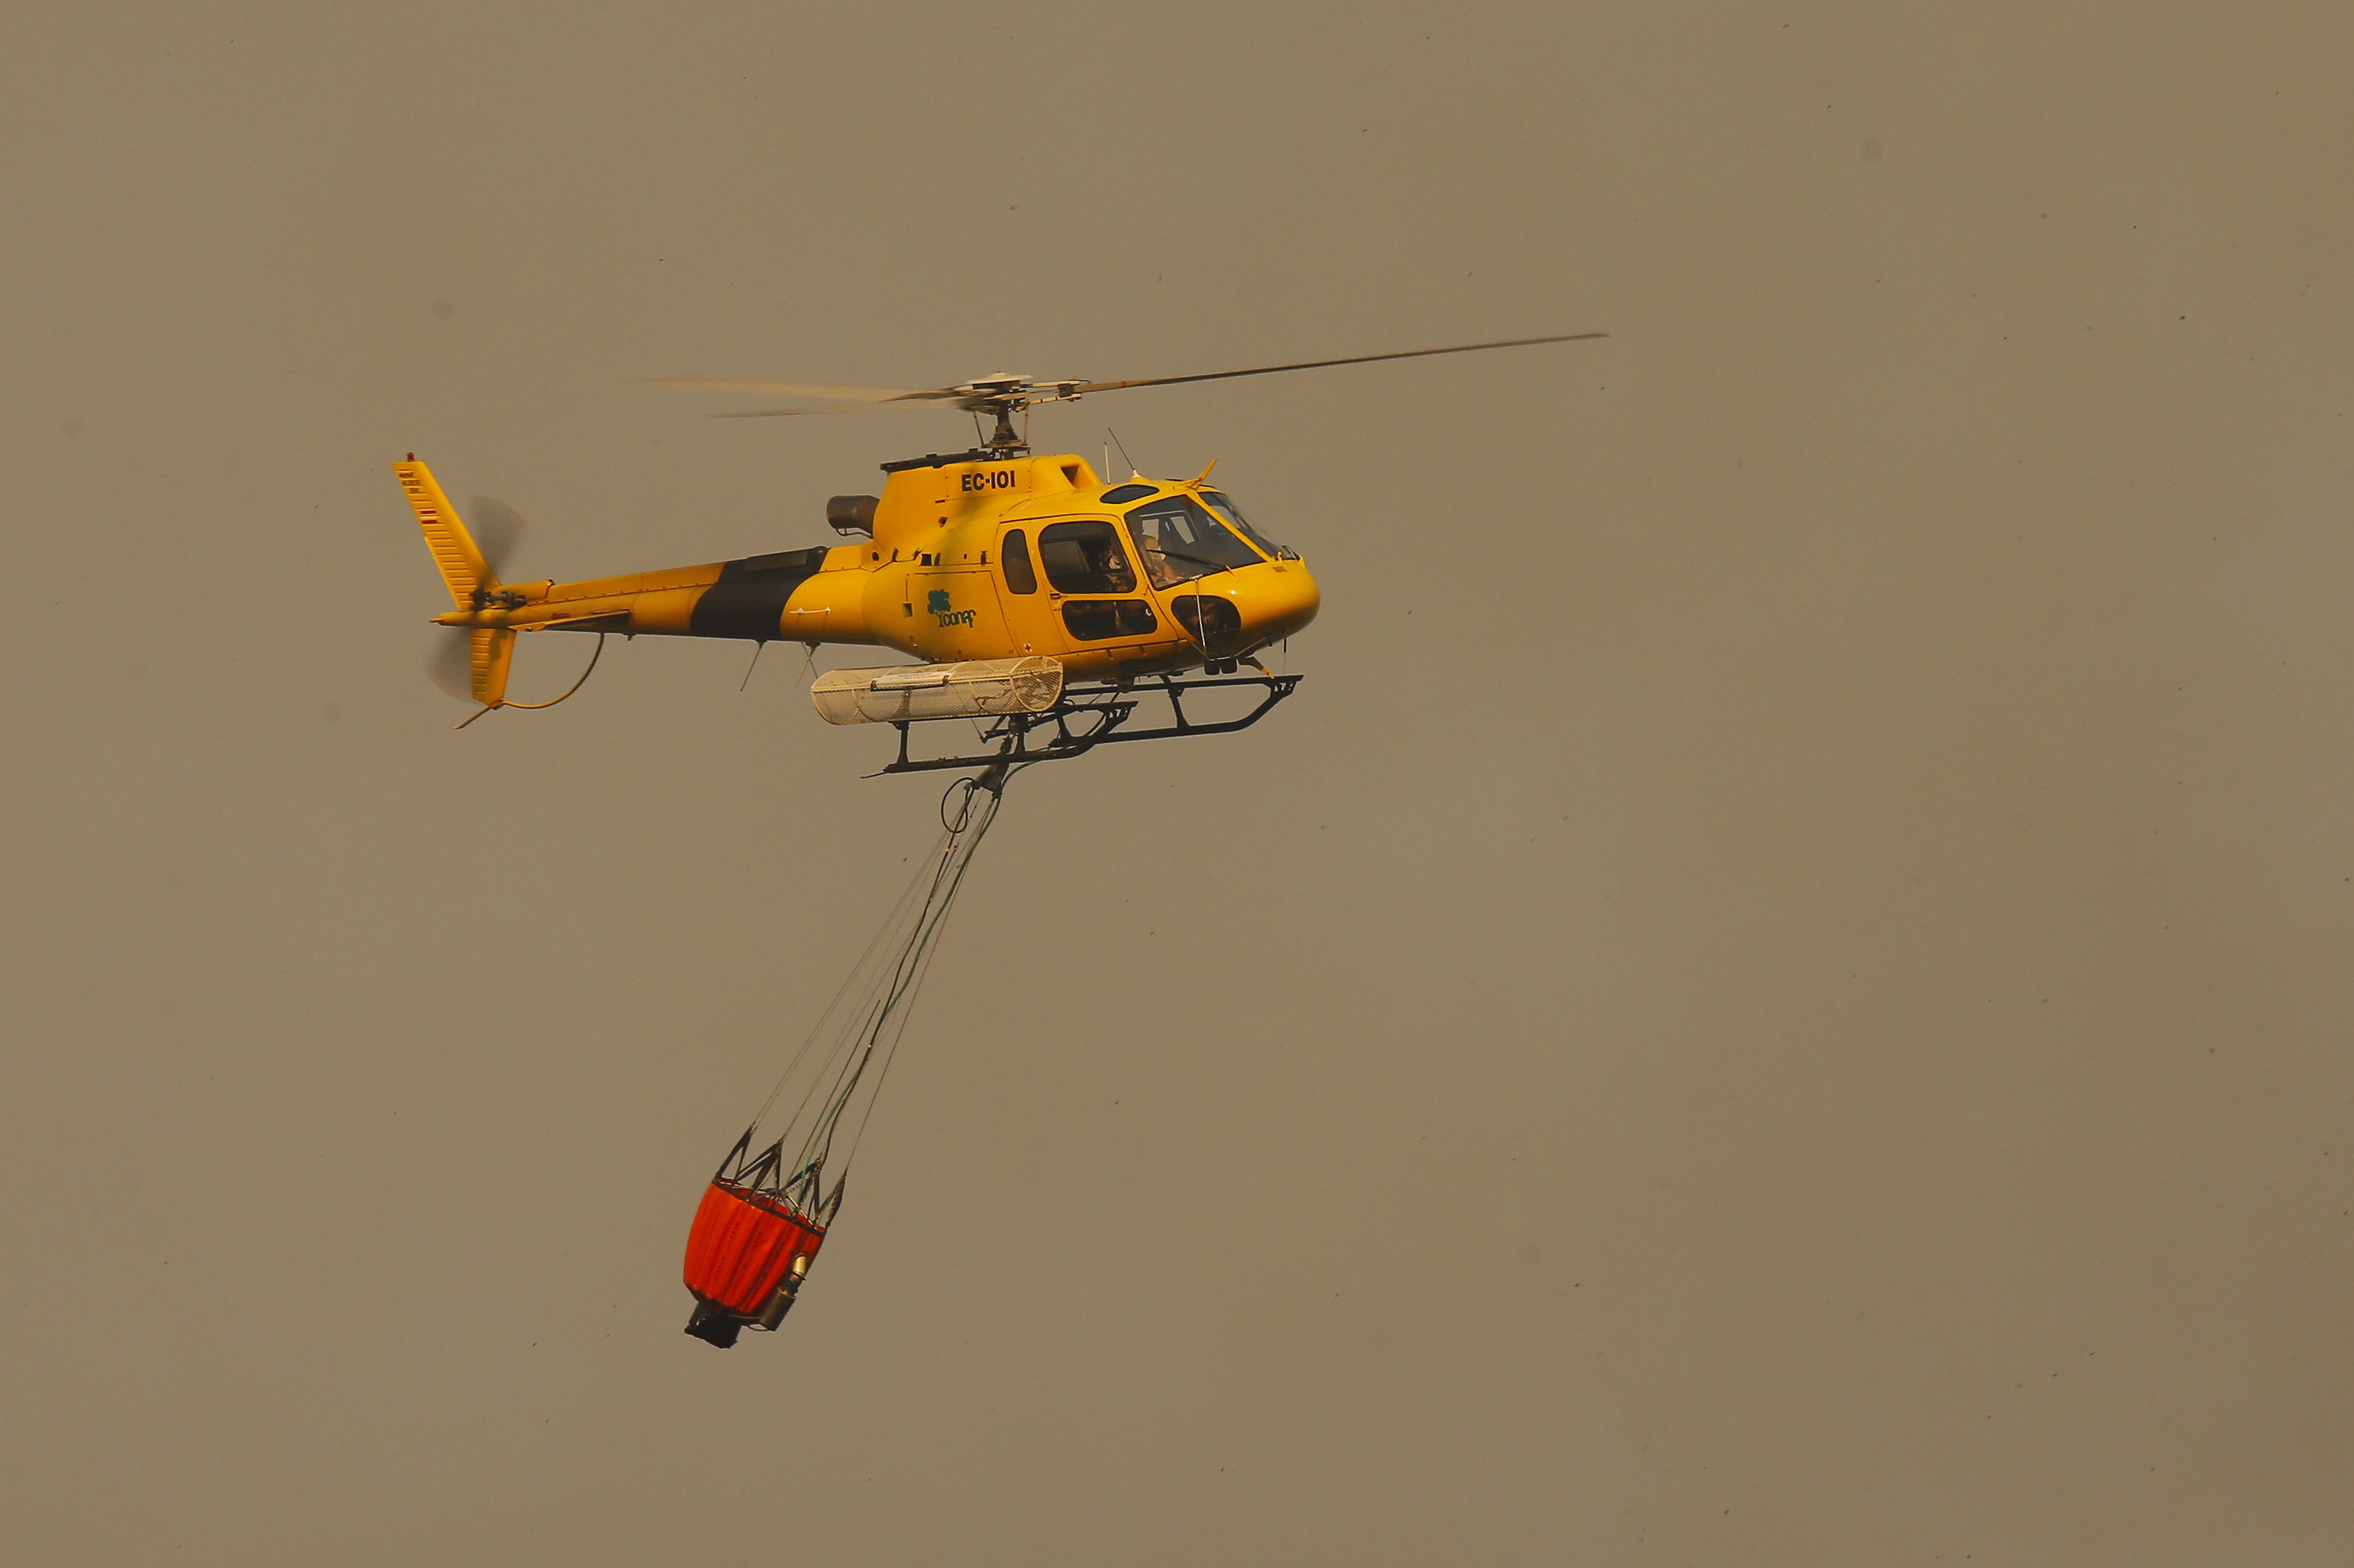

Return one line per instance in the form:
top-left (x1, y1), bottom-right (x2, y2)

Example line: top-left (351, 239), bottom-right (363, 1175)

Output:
top-left (424, 452), bottom-right (1319, 679)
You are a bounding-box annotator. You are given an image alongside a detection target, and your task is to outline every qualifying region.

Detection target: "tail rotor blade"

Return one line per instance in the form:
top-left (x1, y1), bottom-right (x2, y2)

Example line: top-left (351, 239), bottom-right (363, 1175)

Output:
top-left (425, 628), bottom-right (474, 702)
top-left (468, 496), bottom-right (529, 580)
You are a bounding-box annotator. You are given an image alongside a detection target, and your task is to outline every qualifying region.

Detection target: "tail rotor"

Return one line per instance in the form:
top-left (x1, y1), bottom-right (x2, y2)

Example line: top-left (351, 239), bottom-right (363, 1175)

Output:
top-left (408, 481), bottom-right (529, 704)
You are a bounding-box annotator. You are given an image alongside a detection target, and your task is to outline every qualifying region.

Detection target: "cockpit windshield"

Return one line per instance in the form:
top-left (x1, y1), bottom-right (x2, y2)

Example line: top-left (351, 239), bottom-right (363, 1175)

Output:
top-left (1199, 491), bottom-right (1296, 560)
top-left (1124, 495), bottom-right (1266, 589)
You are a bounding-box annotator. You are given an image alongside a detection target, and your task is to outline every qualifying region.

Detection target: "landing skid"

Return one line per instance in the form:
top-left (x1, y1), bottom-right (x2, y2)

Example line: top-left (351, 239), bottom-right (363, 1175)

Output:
top-left (876, 671), bottom-right (1303, 776)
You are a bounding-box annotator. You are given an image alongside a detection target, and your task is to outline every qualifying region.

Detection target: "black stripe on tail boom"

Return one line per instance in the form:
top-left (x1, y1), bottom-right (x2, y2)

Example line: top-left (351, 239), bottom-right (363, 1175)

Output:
top-left (690, 548), bottom-right (831, 641)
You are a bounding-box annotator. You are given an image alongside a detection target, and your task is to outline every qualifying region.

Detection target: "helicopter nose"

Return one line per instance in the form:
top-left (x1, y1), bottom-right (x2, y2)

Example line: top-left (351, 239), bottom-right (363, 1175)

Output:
top-left (1239, 559), bottom-right (1319, 647)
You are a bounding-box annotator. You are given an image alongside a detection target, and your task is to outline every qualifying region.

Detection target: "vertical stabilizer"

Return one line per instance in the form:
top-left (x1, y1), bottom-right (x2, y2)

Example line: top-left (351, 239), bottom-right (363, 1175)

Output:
top-left (395, 459), bottom-right (497, 609)
top-left (469, 628), bottom-right (515, 707)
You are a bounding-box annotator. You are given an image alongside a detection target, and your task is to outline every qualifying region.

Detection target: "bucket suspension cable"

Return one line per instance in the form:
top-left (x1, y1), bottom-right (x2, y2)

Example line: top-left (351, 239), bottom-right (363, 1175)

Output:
top-left (681, 768), bottom-right (1015, 1347)
top-left (830, 773), bottom-right (1009, 1175)
top-left (776, 771), bottom-right (1007, 1212)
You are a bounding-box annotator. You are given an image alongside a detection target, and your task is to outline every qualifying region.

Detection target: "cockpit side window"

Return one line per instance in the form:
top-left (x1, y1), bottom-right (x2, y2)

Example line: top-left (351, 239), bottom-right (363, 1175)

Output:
top-left (1001, 529), bottom-right (1038, 594)
top-left (1038, 520), bottom-right (1136, 594)
top-left (1125, 495), bottom-right (1264, 588)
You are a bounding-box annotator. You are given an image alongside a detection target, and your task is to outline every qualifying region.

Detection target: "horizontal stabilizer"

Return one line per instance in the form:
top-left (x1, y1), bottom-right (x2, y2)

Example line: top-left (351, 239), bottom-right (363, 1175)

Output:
top-left (537, 611), bottom-right (634, 634)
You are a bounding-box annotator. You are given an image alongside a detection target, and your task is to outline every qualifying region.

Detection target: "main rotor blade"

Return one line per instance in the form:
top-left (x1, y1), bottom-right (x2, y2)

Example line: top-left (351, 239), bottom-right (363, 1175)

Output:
top-left (637, 376), bottom-right (953, 403)
top-left (647, 332), bottom-right (1606, 424)
top-left (1069, 332), bottom-right (1607, 397)
top-left (712, 401), bottom-right (947, 420)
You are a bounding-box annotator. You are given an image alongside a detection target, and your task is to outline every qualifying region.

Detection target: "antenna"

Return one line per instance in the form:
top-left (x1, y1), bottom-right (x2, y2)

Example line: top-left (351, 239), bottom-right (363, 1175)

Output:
top-left (1107, 427), bottom-right (1140, 479)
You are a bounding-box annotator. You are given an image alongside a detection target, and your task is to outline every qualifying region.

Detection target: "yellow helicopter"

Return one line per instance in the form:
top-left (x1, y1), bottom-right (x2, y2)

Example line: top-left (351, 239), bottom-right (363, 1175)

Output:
top-left (400, 333), bottom-right (1602, 771)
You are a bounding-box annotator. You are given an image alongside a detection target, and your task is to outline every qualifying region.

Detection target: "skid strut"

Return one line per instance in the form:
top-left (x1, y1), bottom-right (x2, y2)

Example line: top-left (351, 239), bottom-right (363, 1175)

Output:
top-left (879, 671), bottom-right (1302, 775)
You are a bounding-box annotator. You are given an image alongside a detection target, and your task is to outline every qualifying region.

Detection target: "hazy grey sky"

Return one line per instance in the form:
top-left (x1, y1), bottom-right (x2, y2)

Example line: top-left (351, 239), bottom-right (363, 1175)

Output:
top-left (4, 4), bottom-right (2351, 1563)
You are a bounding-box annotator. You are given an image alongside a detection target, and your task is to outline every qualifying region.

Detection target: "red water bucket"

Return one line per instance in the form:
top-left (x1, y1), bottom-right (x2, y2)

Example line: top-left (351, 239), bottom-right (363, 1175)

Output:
top-left (683, 1180), bottom-right (827, 1314)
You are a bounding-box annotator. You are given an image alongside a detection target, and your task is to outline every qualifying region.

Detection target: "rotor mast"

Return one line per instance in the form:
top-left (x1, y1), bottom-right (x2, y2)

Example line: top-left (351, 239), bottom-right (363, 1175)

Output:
top-left (982, 398), bottom-right (1025, 456)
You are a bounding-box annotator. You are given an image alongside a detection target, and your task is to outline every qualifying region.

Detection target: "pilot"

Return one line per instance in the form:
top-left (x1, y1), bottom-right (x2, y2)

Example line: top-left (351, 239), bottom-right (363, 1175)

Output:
top-left (1084, 535), bottom-right (1132, 589)
top-left (1135, 530), bottom-right (1179, 589)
